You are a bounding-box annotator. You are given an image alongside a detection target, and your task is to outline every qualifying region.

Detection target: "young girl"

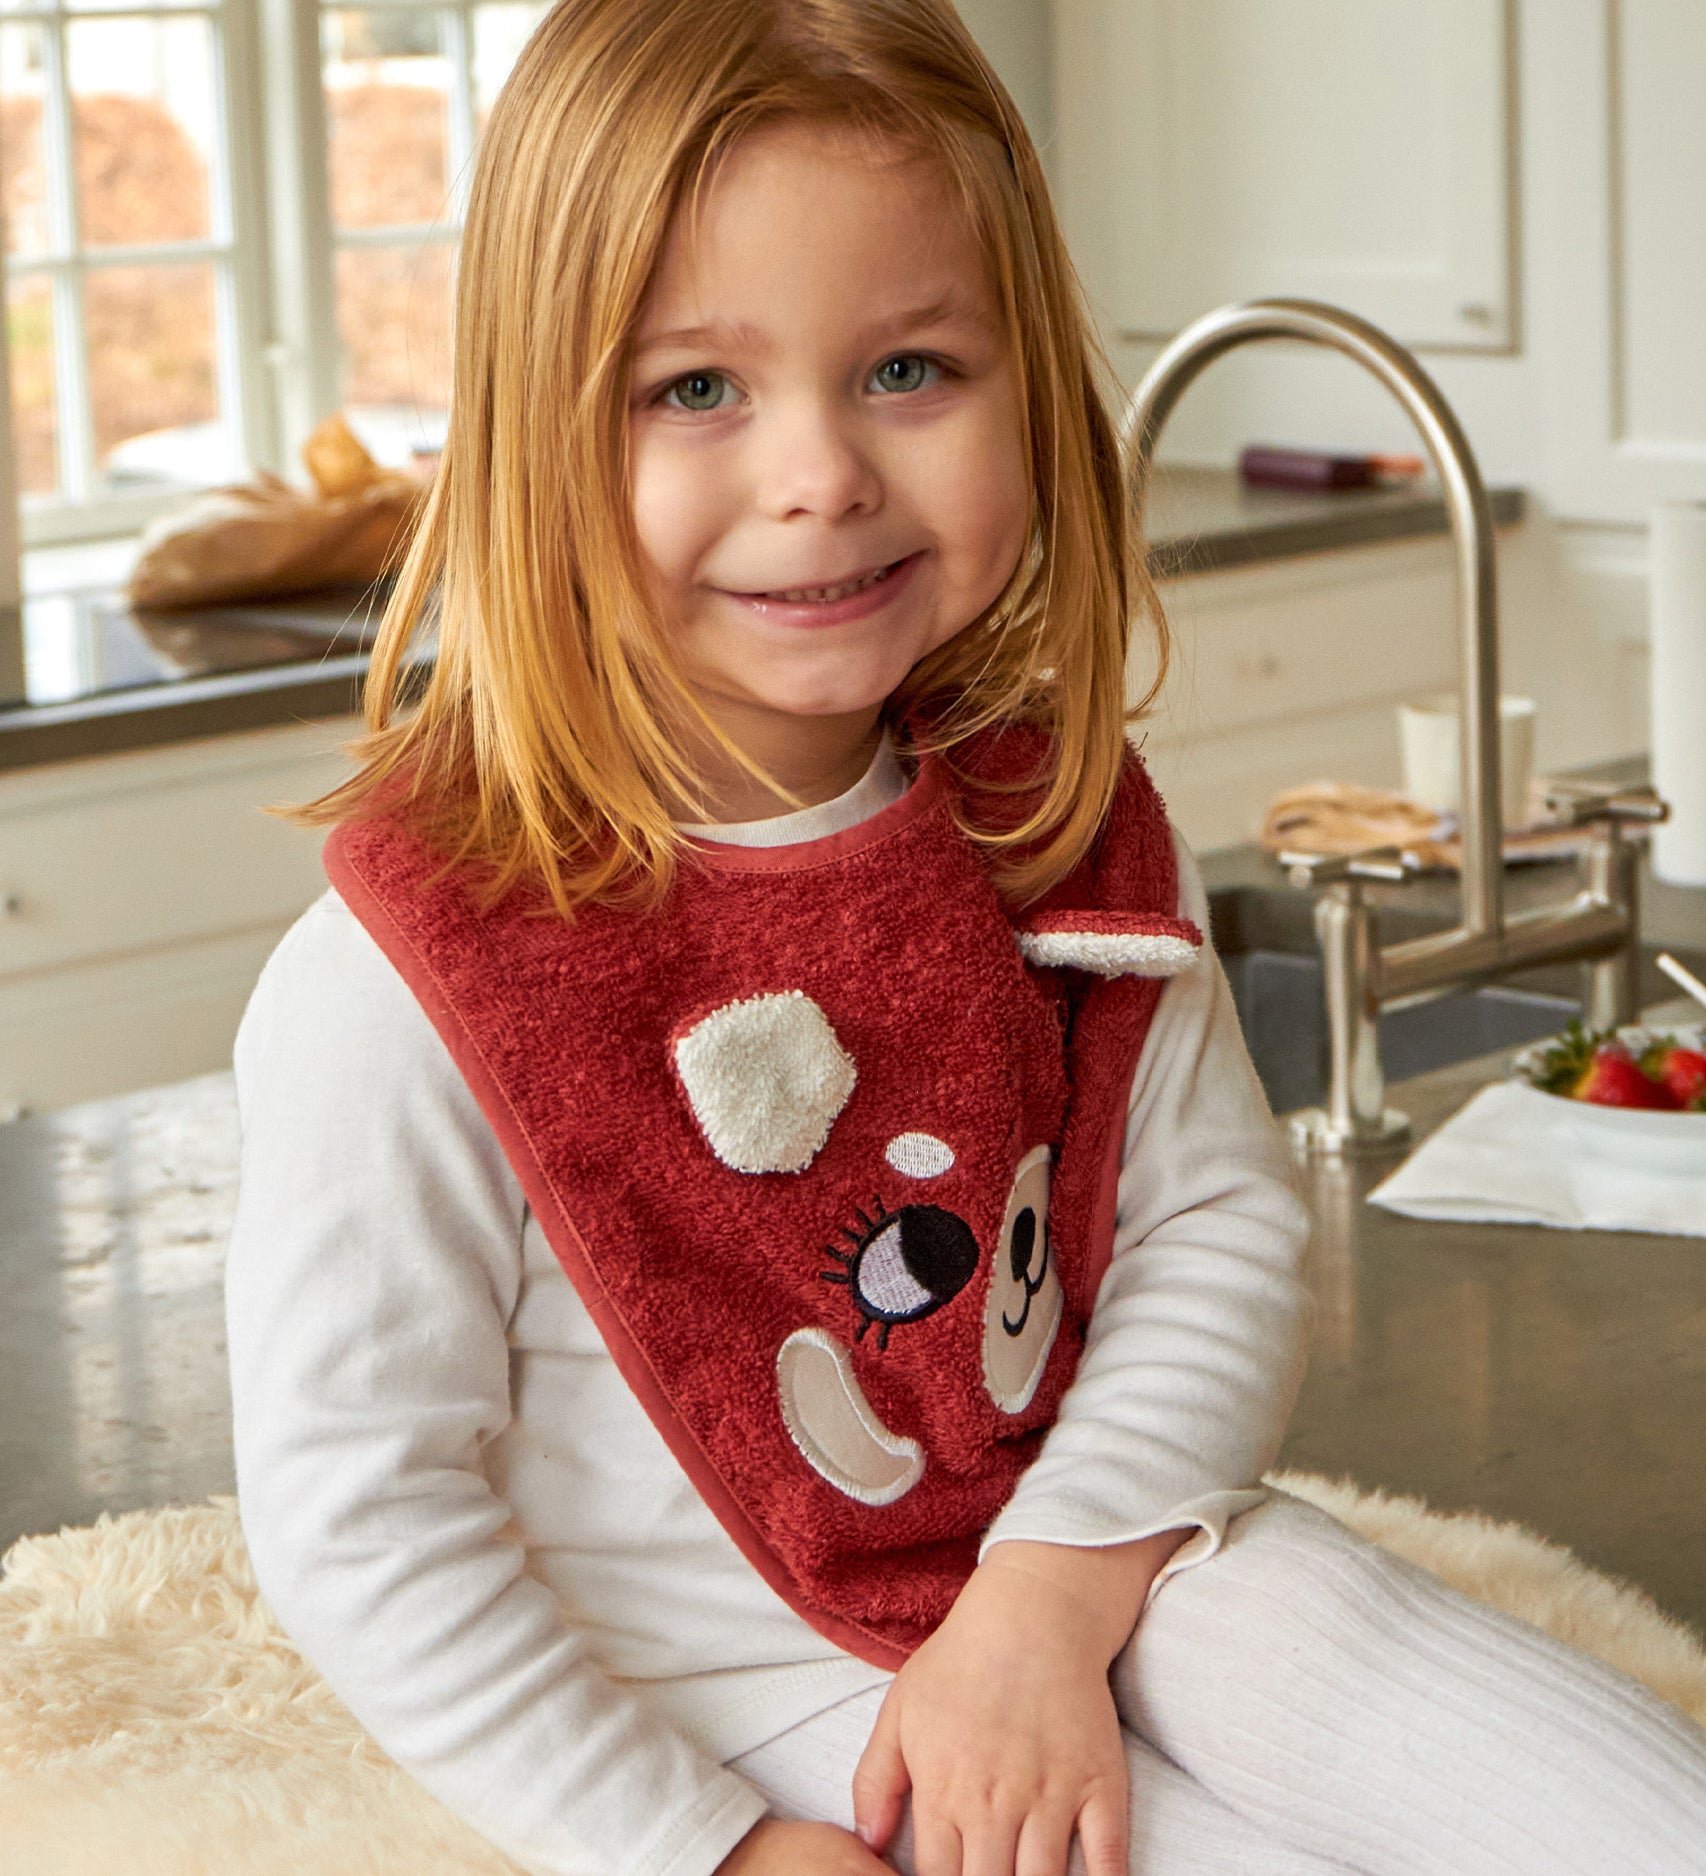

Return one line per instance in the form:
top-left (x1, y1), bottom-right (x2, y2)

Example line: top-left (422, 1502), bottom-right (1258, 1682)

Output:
top-left (224, 3), bottom-right (1706, 1873)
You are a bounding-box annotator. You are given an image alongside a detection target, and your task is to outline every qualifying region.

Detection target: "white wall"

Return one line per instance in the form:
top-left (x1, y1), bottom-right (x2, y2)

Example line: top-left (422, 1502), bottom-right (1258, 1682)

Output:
top-left (1052, 0), bottom-right (1706, 770)
top-left (955, 0), bottom-right (1052, 149)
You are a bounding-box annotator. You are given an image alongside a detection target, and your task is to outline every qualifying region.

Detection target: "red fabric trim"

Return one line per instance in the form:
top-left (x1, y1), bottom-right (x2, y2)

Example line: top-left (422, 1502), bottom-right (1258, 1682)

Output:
top-left (1016, 907), bottom-right (1202, 947)
top-left (326, 836), bottom-right (910, 1667)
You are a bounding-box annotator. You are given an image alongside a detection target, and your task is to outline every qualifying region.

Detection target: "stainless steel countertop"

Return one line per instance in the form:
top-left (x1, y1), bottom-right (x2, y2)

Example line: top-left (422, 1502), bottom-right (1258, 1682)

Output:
top-left (0, 466), bottom-right (1523, 773)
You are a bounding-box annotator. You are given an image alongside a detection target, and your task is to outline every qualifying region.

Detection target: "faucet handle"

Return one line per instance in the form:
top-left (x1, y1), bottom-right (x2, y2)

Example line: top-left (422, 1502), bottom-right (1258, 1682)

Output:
top-left (1278, 845), bottom-right (1420, 889)
top-left (1541, 782), bottom-right (1669, 829)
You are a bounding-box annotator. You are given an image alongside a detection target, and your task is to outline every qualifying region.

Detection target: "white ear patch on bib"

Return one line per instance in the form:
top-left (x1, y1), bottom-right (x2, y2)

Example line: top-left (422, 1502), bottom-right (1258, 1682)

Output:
top-left (1015, 913), bottom-right (1202, 979)
top-left (674, 990), bottom-right (856, 1174)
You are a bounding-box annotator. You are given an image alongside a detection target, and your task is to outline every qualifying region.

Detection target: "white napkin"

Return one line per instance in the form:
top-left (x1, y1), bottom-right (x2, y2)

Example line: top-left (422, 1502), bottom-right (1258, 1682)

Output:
top-left (1369, 1079), bottom-right (1706, 1238)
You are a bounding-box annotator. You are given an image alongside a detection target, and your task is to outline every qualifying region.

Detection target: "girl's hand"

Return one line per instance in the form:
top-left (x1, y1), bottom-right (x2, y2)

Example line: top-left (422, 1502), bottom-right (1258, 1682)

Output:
top-left (851, 1532), bottom-right (1188, 1876)
top-left (716, 1818), bottom-right (892, 1874)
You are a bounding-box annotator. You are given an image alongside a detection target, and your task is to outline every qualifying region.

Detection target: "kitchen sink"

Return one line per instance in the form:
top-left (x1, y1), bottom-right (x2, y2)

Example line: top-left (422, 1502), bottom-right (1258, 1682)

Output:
top-left (1221, 948), bottom-right (1575, 1116)
top-left (1206, 881), bottom-right (1578, 1115)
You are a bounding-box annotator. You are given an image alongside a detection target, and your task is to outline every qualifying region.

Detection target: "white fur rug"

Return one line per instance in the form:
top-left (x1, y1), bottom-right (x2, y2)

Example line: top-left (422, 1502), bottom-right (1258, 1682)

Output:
top-left (2, 1475), bottom-right (1703, 1875)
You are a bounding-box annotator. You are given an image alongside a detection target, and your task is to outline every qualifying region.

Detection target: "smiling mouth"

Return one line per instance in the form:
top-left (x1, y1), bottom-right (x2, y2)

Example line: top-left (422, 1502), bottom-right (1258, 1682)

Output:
top-left (739, 556), bottom-right (911, 605)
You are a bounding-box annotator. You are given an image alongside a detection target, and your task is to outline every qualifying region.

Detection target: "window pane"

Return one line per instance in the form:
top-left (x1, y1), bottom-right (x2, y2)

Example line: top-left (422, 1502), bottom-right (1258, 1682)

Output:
top-left (338, 241), bottom-right (452, 447)
top-left (85, 261), bottom-right (228, 488)
top-left (324, 8), bottom-right (452, 231)
top-left (0, 23), bottom-right (52, 257)
top-left (7, 272), bottom-right (57, 495)
top-left (69, 17), bottom-right (216, 246)
top-left (66, 0), bottom-right (214, 12)
top-left (472, 3), bottom-right (548, 132)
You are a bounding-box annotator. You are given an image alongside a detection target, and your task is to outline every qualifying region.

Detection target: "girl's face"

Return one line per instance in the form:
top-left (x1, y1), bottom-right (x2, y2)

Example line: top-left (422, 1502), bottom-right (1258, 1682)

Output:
top-left (629, 119), bottom-right (1030, 750)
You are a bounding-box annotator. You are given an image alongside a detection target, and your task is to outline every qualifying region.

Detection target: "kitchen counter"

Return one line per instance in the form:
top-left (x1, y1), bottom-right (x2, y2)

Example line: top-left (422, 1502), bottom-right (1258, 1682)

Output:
top-left (2, 995), bottom-right (1701, 1637)
top-left (1141, 463), bottom-right (1524, 580)
top-left (1280, 999), bottom-right (1706, 1633)
top-left (0, 466), bottom-right (1524, 772)
top-left (0, 584), bottom-right (390, 772)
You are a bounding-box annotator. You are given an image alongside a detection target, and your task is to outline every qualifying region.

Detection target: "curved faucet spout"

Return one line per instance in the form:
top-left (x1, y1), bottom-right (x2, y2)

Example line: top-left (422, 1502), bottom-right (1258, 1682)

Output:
top-left (1123, 297), bottom-right (1504, 938)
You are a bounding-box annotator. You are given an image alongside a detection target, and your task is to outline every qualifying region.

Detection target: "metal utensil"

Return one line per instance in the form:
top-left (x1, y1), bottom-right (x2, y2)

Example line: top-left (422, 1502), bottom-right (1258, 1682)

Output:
top-left (1655, 951), bottom-right (1706, 1013)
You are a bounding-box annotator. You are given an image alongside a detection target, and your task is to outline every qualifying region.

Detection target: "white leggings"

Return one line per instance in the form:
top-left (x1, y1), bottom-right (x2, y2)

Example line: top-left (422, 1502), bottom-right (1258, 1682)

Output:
top-left (729, 1494), bottom-right (1706, 1874)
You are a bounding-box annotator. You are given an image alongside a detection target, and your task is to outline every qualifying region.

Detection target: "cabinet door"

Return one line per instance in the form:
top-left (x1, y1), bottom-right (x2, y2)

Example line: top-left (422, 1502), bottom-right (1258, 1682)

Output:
top-left (0, 719), bottom-right (354, 1111)
top-left (1057, 0), bottom-right (1514, 351)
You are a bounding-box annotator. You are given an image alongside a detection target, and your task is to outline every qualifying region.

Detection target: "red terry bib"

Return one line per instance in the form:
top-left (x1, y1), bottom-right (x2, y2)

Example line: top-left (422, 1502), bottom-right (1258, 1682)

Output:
top-left (325, 737), bottom-right (1200, 1667)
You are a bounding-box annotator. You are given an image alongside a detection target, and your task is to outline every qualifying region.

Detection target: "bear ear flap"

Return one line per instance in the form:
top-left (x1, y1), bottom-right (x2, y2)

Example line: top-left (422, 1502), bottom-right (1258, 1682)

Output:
top-left (1015, 911), bottom-right (1203, 979)
top-left (673, 990), bottom-right (856, 1175)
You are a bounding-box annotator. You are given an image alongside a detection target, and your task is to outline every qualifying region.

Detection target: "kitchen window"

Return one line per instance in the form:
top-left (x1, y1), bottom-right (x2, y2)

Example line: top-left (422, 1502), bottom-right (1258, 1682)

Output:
top-left (318, 1), bottom-right (546, 465)
top-left (0, 0), bottom-right (547, 546)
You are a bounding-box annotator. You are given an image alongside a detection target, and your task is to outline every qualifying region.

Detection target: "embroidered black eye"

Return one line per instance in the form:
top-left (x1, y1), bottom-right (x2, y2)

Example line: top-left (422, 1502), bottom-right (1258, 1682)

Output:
top-left (1002, 1204), bottom-right (1049, 1337)
top-left (1009, 1207), bottom-right (1036, 1286)
top-left (821, 1197), bottom-right (978, 1350)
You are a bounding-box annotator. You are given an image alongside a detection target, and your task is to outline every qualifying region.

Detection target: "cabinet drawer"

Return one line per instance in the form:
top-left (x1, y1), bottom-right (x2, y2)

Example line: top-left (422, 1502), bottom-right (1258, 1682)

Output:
top-left (1145, 701), bottom-right (1408, 852)
top-left (1142, 541), bottom-right (1459, 739)
top-left (0, 720), bottom-right (355, 982)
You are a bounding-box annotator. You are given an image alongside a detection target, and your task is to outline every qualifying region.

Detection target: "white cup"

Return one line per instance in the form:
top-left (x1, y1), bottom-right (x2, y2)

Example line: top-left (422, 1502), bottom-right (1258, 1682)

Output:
top-left (1398, 694), bottom-right (1537, 829)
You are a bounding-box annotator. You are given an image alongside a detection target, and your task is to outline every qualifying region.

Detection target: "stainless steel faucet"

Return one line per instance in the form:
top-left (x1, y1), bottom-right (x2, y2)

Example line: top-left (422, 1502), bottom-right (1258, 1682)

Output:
top-left (1123, 299), bottom-right (1666, 1154)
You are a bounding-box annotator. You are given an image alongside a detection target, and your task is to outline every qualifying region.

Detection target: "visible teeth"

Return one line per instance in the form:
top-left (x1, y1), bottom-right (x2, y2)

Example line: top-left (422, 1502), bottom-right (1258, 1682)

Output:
top-left (767, 564), bottom-right (893, 604)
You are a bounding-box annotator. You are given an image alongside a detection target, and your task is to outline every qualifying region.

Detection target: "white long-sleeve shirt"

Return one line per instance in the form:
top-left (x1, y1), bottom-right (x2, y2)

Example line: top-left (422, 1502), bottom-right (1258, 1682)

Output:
top-left (224, 747), bottom-right (1312, 1876)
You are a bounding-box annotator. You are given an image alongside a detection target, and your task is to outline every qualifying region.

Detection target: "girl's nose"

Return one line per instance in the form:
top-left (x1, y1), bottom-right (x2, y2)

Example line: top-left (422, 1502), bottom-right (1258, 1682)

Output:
top-left (752, 401), bottom-right (883, 522)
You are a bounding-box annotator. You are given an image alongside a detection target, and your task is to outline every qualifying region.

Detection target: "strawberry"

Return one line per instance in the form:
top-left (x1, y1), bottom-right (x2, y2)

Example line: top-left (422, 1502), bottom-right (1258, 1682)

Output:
top-left (1529, 1022), bottom-right (1681, 1110)
top-left (1574, 1048), bottom-right (1682, 1110)
top-left (1639, 1040), bottom-right (1706, 1110)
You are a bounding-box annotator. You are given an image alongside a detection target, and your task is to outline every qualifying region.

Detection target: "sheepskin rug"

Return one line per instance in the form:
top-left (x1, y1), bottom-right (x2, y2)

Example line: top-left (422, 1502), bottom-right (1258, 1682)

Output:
top-left (2, 1476), bottom-right (1704, 1876)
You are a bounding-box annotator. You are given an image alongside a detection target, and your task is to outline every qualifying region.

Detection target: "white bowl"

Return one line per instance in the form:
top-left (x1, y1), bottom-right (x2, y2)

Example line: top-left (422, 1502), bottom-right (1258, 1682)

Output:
top-left (1512, 1025), bottom-right (1706, 1162)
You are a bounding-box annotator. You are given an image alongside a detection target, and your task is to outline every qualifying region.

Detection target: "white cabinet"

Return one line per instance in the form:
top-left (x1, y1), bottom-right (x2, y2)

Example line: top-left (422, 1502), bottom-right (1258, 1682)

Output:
top-left (1137, 507), bottom-right (1640, 855)
top-left (1057, 0), bottom-right (1515, 353)
top-left (0, 718), bottom-right (357, 1114)
top-left (1138, 539), bottom-right (1454, 850)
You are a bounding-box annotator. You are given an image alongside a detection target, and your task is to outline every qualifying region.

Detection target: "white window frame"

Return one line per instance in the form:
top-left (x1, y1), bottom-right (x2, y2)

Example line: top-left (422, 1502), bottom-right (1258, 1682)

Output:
top-left (2, 0), bottom-right (524, 547)
top-left (2, 0), bottom-right (276, 545)
top-left (310, 0), bottom-right (490, 455)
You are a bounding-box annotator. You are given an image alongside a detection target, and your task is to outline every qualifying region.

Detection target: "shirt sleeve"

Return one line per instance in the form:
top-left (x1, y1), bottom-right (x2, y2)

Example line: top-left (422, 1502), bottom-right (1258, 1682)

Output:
top-left (978, 830), bottom-right (1315, 1570)
top-left (224, 893), bottom-right (767, 1876)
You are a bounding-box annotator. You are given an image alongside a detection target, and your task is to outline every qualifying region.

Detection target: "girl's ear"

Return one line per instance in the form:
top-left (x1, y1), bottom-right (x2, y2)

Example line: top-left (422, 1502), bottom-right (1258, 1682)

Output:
top-left (1014, 909), bottom-right (1203, 979)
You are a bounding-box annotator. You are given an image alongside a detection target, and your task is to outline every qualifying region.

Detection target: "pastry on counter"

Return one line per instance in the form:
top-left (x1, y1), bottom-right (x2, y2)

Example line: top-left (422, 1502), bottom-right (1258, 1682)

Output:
top-left (1260, 778), bottom-right (1588, 871)
top-left (127, 414), bottom-right (429, 612)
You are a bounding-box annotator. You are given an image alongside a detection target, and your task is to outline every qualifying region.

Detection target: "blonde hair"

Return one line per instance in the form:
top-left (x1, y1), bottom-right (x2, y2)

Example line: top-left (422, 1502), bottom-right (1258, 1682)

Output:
top-left (299, 0), bottom-right (1168, 912)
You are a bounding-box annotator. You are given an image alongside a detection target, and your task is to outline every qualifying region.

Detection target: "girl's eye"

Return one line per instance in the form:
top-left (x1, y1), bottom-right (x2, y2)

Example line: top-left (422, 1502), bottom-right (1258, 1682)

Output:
top-left (663, 370), bottom-right (735, 412)
top-left (870, 354), bottom-right (939, 396)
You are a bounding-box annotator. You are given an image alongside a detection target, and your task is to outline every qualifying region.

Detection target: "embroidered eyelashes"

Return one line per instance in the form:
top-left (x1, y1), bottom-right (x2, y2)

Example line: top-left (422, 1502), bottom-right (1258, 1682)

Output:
top-left (819, 1196), bottom-right (979, 1351)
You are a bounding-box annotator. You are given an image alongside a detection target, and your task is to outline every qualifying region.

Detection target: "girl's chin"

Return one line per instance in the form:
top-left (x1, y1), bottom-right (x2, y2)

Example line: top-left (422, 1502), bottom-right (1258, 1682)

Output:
top-left (704, 684), bottom-right (895, 725)
top-left (687, 654), bottom-right (929, 724)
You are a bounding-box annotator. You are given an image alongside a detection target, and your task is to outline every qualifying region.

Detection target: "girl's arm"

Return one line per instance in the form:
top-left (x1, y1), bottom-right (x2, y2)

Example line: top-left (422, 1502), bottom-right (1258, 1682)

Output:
top-left (851, 831), bottom-right (1314, 1872)
top-left (977, 826), bottom-right (1314, 1572)
top-left (225, 896), bottom-right (768, 1876)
